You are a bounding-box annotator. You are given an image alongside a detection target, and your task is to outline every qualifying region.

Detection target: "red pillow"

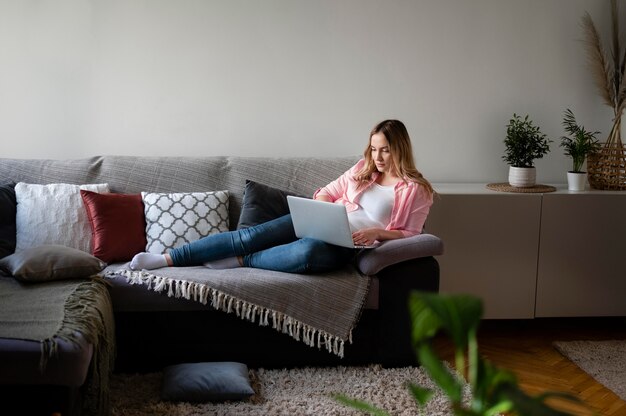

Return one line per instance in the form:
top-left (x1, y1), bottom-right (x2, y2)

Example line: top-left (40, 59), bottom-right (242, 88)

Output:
top-left (80, 190), bottom-right (147, 263)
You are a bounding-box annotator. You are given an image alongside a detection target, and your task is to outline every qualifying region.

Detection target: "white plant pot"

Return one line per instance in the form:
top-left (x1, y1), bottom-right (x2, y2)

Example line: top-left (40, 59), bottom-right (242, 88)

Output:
top-left (508, 166), bottom-right (536, 187)
top-left (567, 171), bottom-right (587, 191)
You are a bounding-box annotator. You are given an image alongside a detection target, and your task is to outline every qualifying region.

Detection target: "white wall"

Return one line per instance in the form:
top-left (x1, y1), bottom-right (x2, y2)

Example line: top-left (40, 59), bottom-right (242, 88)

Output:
top-left (0, 0), bottom-right (622, 183)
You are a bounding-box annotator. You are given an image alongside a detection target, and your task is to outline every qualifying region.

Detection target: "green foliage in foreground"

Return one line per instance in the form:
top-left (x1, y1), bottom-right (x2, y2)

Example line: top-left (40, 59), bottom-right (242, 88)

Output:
top-left (335, 292), bottom-right (589, 416)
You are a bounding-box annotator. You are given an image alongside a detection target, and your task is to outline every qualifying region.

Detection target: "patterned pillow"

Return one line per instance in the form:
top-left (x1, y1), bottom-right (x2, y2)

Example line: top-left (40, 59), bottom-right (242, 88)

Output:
top-left (142, 191), bottom-right (229, 254)
top-left (15, 183), bottom-right (110, 253)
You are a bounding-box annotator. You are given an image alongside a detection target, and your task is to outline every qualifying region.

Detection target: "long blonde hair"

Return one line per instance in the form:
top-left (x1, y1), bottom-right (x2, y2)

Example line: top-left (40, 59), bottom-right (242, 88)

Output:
top-left (355, 119), bottom-right (434, 195)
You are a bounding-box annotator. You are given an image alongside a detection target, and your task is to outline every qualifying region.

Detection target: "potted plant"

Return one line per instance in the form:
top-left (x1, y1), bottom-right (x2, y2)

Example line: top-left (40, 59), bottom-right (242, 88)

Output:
top-left (335, 292), bottom-right (585, 415)
top-left (502, 114), bottom-right (551, 187)
top-left (560, 109), bottom-right (601, 191)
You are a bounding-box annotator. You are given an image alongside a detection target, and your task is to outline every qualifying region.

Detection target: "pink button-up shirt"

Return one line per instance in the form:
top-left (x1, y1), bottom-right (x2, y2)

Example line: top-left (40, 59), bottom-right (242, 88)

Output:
top-left (313, 159), bottom-right (433, 238)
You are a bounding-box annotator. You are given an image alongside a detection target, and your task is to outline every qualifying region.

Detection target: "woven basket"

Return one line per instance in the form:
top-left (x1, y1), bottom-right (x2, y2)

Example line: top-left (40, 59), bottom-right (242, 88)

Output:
top-left (587, 143), bottom-right (626, 190)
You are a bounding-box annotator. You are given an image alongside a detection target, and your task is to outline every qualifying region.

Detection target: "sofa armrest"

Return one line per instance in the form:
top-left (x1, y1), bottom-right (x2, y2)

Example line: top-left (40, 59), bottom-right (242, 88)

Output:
top-left (355, 233), bottom-right (444, 276)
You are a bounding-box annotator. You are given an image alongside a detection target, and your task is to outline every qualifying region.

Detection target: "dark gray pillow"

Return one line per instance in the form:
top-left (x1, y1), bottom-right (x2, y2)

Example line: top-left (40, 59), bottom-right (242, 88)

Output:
top-left (161, 362), bottom-right (254, 402)
top-left (236, 180), bottom-right (304, 229)
top-left (0, 183), bottom-right (16, 260)
top-left (0, 244), bottom-right (106, 283)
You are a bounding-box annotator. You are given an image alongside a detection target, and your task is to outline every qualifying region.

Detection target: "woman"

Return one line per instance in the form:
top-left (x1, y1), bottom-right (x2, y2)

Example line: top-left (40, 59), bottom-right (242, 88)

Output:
top-left (130, 119), bottom-right (434, 274)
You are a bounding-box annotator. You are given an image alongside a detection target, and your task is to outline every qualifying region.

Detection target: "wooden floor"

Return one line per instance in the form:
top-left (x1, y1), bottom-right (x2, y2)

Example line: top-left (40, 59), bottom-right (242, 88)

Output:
top-left (433, 317), bottom-right (626, 416)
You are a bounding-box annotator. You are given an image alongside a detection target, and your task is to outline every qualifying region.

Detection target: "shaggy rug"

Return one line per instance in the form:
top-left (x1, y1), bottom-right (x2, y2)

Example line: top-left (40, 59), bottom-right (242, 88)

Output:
top-left (553, 340), bottom-right (626, 401)
top-left (110, 364), bottom-right (465, 415)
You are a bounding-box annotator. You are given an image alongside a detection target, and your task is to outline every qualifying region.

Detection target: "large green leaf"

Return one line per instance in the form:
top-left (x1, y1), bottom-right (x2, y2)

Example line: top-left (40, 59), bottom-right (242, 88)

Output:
top-left (409, 294), bottom-right (443, 345)
top-left (483, 400), bottom-right (515, 416)
top-left (407, 382), bottom-right (434, 407)
top-left (494, 383), bottom-right (574, 416)
top-left (332, 394), bottom-right (390, 416)
top-left (417, 343), bottom-right (464, 403)
top-left (409, 292), bottom-right (483, 349)
top-left (472, 359), bottom-right (517, 413)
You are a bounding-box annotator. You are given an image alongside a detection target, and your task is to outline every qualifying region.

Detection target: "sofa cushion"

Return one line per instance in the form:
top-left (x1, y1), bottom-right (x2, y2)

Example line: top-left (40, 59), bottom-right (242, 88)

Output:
top-left (0, 183), bottom-right (16, 260)
top-left (355, 233), bottom-right (444, 275)
top-left (15, 183), bottom-right (110, 253)
top-left (142, 191), bottom-right (229, 254)
top-left (0, 244), bottom-right (106, 282)
top-left (161, 361), bottom-right (254, 402)
top-left (80, 190), bottom-right (147, 263)
top-left (237, 180), bottom-right (304, 229)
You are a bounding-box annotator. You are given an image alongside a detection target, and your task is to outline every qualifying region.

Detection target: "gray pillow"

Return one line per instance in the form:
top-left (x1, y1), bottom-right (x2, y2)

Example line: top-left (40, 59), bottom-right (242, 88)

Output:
top-left (0, 244), bottom-right (106, 283)
top-left (161, 362), bottom-right (254, 402)
top-left (355, 233), bottom-right (444, 275)
top-left (237, 180), bottom-right (304, 229)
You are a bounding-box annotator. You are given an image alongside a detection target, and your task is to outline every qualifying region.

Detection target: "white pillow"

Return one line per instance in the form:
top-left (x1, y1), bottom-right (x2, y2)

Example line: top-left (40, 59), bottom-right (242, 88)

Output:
top-left (15, 183), bottom-right (110, 254)
top-left (142, 191), bottom-right (229, 254)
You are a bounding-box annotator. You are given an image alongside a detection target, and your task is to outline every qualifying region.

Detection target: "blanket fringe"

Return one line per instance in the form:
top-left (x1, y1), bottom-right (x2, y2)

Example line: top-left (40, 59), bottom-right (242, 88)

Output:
top-left (107, 269), bottom-right (350, 357)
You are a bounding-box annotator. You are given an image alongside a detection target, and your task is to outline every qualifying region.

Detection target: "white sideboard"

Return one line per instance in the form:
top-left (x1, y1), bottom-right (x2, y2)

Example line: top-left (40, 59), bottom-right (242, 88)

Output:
top-left (426, 184), bottom-right (626, 319)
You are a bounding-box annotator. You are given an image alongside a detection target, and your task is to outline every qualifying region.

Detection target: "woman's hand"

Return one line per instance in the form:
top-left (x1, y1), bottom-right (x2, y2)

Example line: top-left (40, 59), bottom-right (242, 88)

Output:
top-left (351, 228), bottom-right (380, 246)
top-left (314, 195), bottom-right (332, 202)
top-left (352, 228), bottom-right (405, 245)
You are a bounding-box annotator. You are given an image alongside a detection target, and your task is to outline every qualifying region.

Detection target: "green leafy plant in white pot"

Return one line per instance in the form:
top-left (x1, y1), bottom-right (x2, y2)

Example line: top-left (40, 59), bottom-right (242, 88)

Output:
top-left (560, 109), bottom-right (602, 191)
top-left (502, 114), bottom-right (551, 187)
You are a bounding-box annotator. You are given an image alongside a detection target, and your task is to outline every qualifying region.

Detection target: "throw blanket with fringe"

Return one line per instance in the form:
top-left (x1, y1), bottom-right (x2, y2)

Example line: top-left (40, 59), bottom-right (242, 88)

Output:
top-left (106, 264), bottom-right (370, 357)
top-left (0, 277), bottom-right (115, 416)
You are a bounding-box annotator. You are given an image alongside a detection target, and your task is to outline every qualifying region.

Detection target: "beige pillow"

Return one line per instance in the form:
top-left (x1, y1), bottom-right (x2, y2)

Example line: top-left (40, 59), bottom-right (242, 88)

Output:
top-left (14, 182), bottom-right (110, 253)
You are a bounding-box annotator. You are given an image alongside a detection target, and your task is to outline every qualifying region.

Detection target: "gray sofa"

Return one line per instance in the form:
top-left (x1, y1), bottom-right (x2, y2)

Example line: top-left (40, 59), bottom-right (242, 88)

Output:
top-left (0, 155), bottom-right (443, 415)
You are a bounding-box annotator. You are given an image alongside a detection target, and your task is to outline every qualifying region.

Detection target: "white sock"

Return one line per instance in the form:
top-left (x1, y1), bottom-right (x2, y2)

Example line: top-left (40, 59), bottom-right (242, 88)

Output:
top-left (203, 257), bottom-right (241, 269)
top-left (130, 252), bottom-right (168, 270)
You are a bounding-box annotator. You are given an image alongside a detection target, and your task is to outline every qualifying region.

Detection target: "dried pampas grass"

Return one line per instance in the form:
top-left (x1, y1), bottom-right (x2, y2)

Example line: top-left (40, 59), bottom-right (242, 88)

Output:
top-left (581, 1), bottom-right (625, 119)
top-left (581, 0), bottom-right (626, 189)
top-left (581, 11), bottom-right (615, 110)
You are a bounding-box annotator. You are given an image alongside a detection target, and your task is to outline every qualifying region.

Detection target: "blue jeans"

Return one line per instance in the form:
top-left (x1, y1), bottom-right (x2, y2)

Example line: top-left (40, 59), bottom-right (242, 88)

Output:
top-left (168, 214), bottom-right (356, 274)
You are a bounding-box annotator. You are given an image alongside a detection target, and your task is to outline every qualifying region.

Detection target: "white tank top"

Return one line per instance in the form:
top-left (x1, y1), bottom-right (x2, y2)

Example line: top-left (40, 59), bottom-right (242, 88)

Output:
top-left (347, 183), bottom-right (395, 232)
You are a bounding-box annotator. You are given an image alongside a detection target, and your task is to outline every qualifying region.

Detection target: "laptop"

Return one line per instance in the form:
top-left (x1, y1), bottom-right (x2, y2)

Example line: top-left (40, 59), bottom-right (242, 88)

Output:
top-left (286, 195), bottom-right (379, 249)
